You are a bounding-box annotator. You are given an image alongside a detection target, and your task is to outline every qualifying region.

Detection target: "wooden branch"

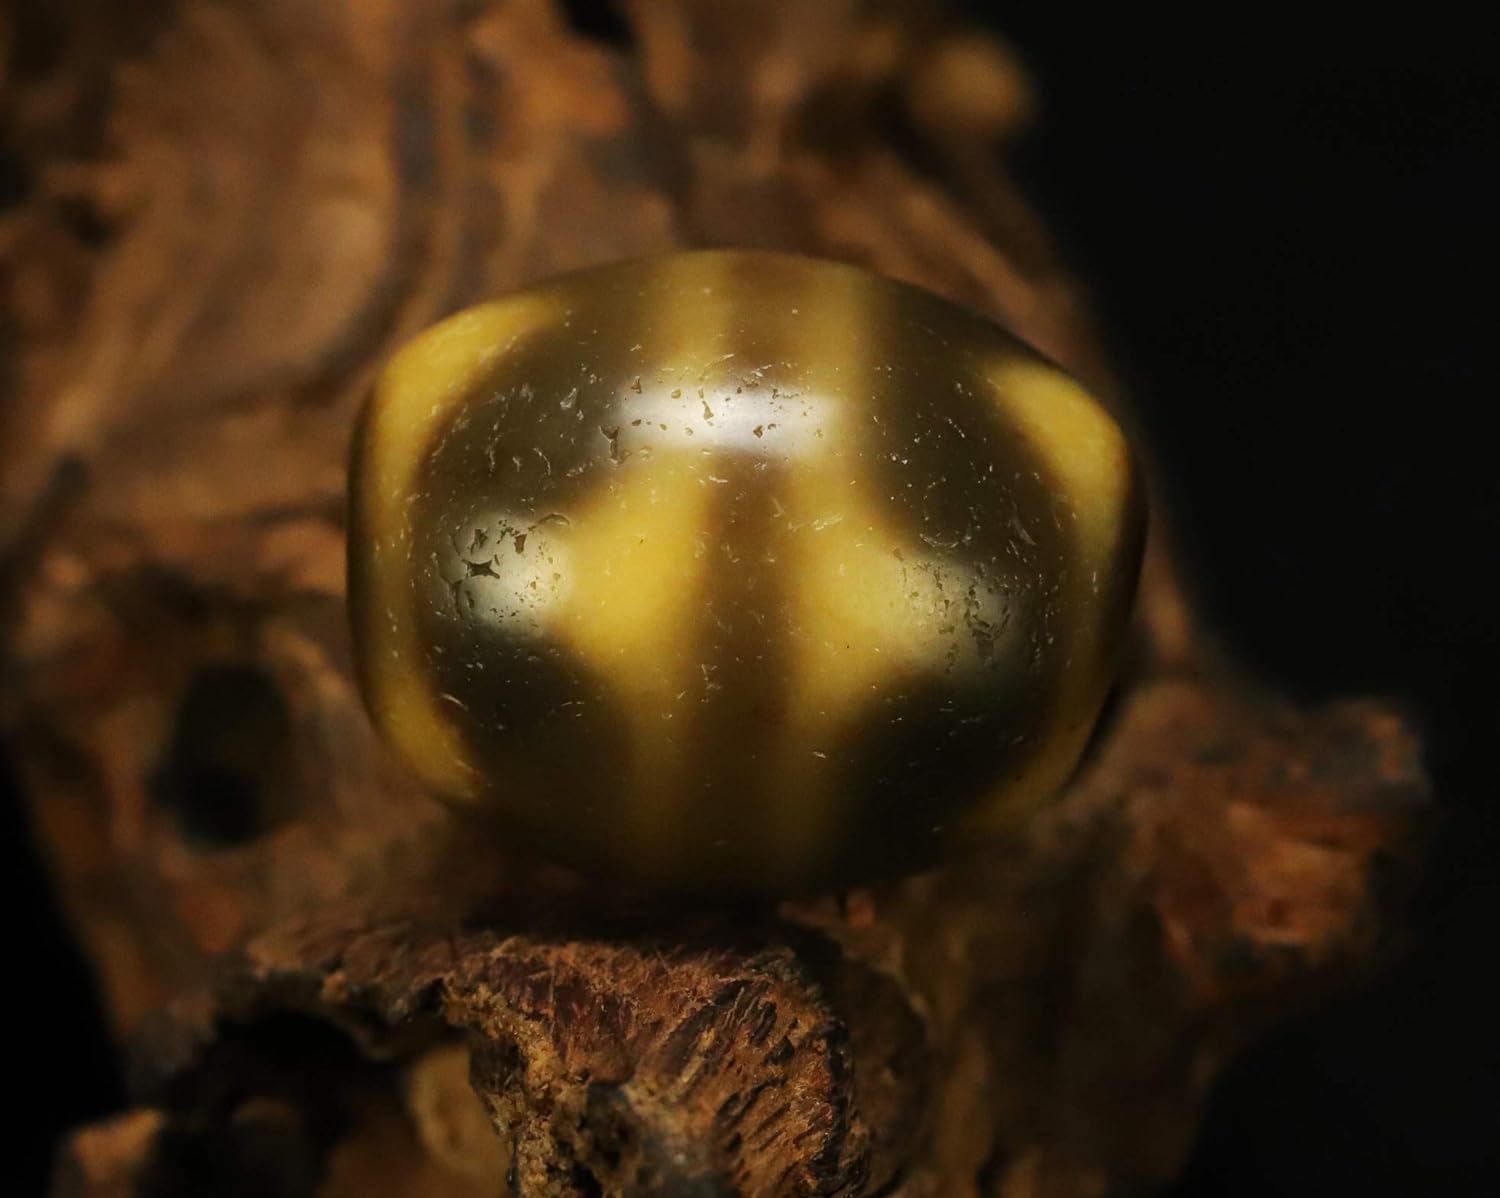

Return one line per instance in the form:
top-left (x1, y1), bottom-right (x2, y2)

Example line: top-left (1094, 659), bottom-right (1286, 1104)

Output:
top-left (3, 2), bottom-right (1428, 1195)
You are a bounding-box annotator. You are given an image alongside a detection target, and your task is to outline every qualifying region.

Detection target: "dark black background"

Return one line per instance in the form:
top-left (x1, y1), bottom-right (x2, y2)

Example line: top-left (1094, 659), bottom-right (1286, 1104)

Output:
top-left (6, 5), bottom-right (1498, 1194)
top-left (991, 8), bottom-right (1499, 1196)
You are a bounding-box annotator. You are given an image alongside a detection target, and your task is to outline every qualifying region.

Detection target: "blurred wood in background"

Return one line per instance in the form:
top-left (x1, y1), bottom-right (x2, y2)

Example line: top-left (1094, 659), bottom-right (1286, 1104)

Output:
top-left (2, 2), bottom-right (1429, 1195)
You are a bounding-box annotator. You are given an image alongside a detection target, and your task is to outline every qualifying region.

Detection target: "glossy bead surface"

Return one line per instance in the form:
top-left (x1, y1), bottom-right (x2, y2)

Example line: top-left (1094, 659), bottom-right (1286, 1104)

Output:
top-left (348, 251), bottom-right (1144, 892)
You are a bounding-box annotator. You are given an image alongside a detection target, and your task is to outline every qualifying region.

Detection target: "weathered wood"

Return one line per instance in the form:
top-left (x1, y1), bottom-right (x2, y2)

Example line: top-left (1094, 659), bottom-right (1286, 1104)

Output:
top-left (1, 2), bottom-right (1428, 1194)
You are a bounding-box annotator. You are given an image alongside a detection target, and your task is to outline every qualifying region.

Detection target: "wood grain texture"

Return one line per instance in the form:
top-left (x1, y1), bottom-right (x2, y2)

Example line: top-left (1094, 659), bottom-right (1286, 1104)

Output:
top-left (1, 2), bottom-right (1428, 1194)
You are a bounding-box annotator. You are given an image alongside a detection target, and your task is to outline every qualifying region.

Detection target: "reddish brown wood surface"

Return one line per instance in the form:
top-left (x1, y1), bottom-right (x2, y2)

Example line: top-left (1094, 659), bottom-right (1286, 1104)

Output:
top-left (3, 3), bottom-right (1427, 1195)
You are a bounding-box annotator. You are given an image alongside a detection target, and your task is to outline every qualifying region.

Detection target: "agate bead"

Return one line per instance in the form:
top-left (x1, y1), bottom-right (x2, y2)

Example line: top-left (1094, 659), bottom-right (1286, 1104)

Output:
top-left (348, 250), bottom-right (1144, 892)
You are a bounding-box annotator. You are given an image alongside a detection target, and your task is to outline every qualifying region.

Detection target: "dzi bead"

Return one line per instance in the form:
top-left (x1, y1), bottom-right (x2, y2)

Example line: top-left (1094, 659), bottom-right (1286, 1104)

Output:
top-left (349, 250), bottom-right (1144, 893)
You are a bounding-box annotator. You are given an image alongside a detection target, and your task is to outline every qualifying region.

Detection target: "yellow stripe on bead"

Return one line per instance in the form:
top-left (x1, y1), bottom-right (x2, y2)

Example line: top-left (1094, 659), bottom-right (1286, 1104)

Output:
top-left (969, 357), bottom-right (1136, 832)
top-left (358, 296), bottom-right (560, 800)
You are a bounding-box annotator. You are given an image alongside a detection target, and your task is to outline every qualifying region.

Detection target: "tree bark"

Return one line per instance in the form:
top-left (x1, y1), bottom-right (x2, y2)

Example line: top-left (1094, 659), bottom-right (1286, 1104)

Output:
top-left (3, 2), bottom-right (1427, 1195)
